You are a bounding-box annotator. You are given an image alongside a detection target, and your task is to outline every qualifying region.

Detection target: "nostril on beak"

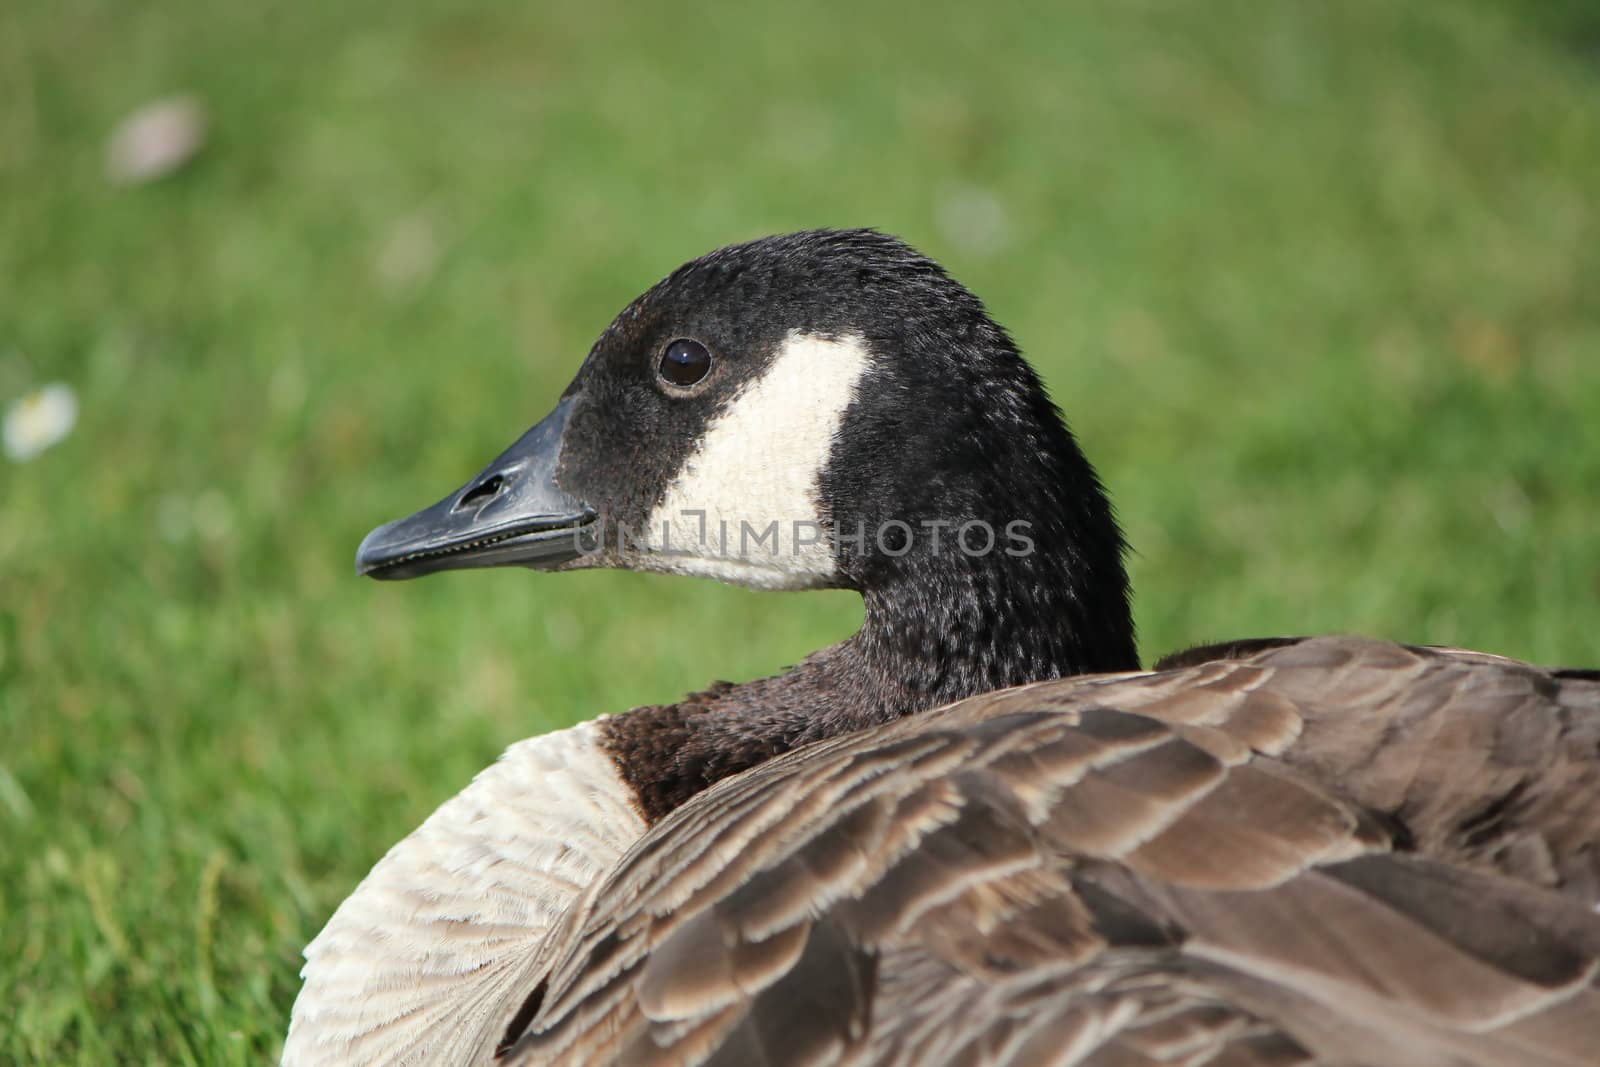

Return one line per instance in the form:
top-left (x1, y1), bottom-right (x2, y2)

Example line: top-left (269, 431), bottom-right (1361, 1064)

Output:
top-left (455, 473), bottom-right (505, 512)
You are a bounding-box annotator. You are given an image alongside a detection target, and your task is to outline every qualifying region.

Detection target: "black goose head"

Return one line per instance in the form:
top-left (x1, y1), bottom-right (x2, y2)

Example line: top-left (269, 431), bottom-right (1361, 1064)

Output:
top-left (357, 229), bottom-right (1136, 671)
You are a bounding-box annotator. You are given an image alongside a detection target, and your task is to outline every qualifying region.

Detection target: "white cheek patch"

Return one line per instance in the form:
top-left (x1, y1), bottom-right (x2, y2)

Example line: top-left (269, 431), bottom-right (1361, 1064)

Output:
top-left (640, 332), bottom-right (871, 591)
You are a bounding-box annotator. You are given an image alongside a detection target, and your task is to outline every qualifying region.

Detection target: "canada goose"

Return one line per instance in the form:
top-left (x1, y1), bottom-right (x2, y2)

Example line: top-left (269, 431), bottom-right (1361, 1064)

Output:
top-left (286, 230), bottom-right (1600, 1066)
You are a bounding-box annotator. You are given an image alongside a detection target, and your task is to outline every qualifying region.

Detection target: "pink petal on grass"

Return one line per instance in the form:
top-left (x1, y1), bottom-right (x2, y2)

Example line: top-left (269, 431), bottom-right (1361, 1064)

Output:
top-left (106, 96), bottom-right (207, 185)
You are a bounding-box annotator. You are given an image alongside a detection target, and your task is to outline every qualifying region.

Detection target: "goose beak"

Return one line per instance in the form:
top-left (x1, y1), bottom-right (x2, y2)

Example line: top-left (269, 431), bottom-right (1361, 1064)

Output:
top-left (355, 396), bottom-right (597, 580)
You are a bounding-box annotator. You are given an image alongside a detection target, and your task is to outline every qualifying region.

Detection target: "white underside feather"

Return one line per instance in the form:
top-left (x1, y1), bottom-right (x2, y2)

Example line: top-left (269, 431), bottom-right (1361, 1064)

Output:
top-left (284, 721), bottom-right (645, 1066)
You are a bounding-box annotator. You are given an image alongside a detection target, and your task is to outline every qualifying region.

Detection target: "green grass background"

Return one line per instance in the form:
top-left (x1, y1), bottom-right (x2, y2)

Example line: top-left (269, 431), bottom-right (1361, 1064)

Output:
top-left (3, 1), bottom-right (1598, 1061)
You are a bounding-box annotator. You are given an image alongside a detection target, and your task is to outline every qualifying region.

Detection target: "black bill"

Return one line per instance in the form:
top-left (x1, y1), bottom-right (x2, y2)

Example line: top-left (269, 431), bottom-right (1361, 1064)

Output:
top-left (355, 396), bottom-right (596, 580)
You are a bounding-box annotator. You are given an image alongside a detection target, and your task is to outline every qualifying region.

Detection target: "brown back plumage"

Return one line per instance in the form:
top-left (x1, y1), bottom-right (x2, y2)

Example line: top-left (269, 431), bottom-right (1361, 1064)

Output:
top-left (497, 636), bottom-right (1600, 1067)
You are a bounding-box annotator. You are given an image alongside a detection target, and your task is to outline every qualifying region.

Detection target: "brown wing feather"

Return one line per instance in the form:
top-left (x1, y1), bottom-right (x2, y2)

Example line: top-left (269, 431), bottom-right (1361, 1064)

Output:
top-left (502, 636), bottom-right (1600, 1066)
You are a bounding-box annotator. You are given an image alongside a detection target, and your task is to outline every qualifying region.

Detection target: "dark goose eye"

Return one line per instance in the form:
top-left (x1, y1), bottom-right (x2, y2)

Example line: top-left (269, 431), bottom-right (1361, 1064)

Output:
top-left (658, 339), bottom-right (712, 388)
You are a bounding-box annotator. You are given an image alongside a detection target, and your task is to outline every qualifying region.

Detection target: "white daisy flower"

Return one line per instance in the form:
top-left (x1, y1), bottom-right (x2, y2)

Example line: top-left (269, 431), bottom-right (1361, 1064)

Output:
top-left (4, 382), bottom-right (78, 462)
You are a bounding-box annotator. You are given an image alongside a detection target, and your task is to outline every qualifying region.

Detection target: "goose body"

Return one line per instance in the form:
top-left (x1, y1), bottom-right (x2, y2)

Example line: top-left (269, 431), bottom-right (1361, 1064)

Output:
top-left (286, 231), bottom-right (1600, 1066)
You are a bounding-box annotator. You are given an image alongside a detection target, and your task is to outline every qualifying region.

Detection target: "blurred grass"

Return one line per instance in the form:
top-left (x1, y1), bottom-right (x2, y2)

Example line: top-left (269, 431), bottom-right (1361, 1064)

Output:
top-left (3, 0), bottom-right (1599, 1061)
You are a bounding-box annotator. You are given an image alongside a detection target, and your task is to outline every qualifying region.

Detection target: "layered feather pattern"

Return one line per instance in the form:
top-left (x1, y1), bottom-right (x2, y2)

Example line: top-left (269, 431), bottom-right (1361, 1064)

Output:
top-left (492, 637), bottom-right (1600, 1067)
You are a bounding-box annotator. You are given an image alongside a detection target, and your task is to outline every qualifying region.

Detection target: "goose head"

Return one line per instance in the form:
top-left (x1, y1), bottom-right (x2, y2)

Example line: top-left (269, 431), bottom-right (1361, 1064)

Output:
top-left (293, 233), bottom-right (1144, 1062)
top-left (357, 229), bottom-right (1137, 679)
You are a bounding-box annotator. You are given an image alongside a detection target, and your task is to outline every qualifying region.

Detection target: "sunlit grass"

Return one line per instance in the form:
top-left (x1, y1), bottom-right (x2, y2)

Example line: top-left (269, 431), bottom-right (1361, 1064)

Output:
top-left (3, 1), bottom-right (1599, 1061)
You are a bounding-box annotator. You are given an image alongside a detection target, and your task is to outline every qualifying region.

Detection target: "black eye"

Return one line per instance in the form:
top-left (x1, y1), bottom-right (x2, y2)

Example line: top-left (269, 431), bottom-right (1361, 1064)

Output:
top-left (658, 338), bottom-right (712, 388)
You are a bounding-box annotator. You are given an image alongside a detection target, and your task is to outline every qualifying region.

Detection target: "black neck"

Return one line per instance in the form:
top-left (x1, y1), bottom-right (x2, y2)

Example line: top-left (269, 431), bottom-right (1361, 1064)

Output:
top-left (859, 509), bottom-right (1138, 685)
top-left (601, 529), bottom-right (1136, 822)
